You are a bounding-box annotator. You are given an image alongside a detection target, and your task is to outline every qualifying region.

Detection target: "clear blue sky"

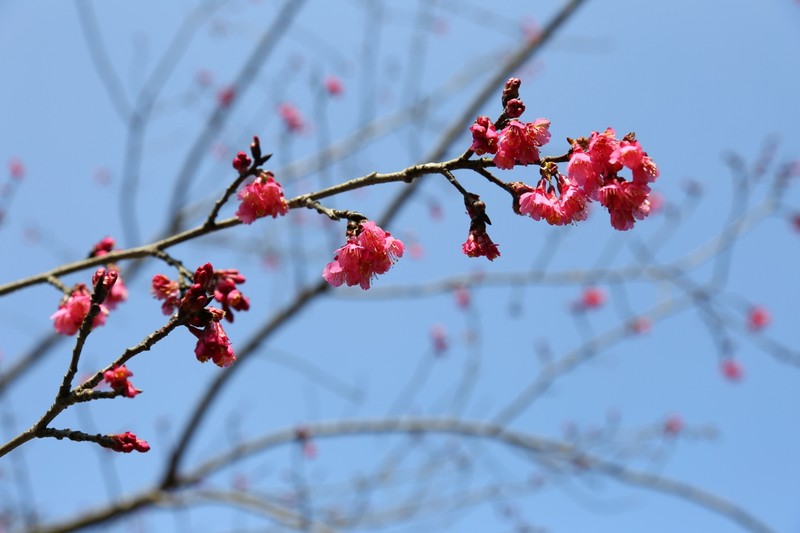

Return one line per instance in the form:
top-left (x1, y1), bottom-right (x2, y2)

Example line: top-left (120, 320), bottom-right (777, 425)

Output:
top-left (1, 1), bottom-right (800, 532)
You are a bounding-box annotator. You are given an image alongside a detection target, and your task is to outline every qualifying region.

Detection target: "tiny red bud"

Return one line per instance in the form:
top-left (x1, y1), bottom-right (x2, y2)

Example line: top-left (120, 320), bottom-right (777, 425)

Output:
top-left (504, 98), bottom-right (525, 119)
top-left (232, 151), bottom-right (252, 173)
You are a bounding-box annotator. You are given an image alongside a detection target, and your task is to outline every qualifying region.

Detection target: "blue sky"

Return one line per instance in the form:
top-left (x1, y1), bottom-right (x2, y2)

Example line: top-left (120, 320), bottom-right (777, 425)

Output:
top-left (1, 1), bottom-right (800, 532)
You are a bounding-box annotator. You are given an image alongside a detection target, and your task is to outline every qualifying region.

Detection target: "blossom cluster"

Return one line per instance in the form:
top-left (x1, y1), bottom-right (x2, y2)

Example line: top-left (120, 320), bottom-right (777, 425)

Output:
top-left (322, 220), bottom-right (405, 290)
top-left (471, 115), bottom-right (552, 170)
top-left (463, 77), bottom-right (661, 264)
top-left (51, 238), bottom-right (128, 335)
top-left (152, 263), bottom-right (250, 367)
top-left (236, 170), bottom-right (289, 223)
top-left (564, 128), bottom-right (659, 230)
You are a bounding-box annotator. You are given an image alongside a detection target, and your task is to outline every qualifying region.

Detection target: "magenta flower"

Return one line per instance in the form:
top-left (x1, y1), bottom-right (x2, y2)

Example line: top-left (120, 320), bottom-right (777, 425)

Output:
top-left (322, 220), bottom-right (404, 290)
top-left (151, 274), bottom-right (181, 315)
top-left (493, 118), bottom-right (551, 169)
top-left (103, 365), bottom-right (141, 398)
top-left (90, 236), bottom-right (116, 257)
top-left (578, 287), bottom-right (606, 310)
top-left (212, 269), bottom-right (250, 323)
top-left (51, 286), bottom-right (108, 336)
top-left (193, 320), bottom-right (236, 368)
top-left (747, 306), bottom-right (771, 331)
top-left (587, 127), bottom-right (621, 176)
top-left (461, 228), bottom-right (500, 261)
top-left (278, 103), bottom-right (305, 132)
top-left (324, 75), bottom-right (344, 96)
top-left (8, 158), bottom-right (25, 180)
top-left (567, 147), bottom-right (602, 199)
top-left (236, 172), bottom-right (289, 224)
top-left (721, 359), bottom-right (744, 382)
top-left (517, 177), bottom-right (588, 226)
top-left (469, 116), bottom-right (499, 155)
top-left (598, 180), bottom-right (651, 231)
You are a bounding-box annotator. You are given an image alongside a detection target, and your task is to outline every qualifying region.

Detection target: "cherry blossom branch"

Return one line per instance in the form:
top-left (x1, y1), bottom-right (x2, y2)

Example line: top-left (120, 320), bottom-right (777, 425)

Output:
top-left (0, 146), bottom-right (577, 300)
top-left (0, 315), bottom-right (182, 458)
top-left (159, 0), bottom-right (593, 495)
top-left (58, 275), bottom-right (110, 398)
top-left (165, 0), bottom-right (308, 237)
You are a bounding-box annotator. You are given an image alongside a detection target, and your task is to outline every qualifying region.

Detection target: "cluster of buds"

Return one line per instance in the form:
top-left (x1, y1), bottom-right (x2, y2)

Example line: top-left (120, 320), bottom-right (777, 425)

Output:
top-left (152, 263), bottom-right (250, 367)
top-left (104, 432), bottom-right (150, 453)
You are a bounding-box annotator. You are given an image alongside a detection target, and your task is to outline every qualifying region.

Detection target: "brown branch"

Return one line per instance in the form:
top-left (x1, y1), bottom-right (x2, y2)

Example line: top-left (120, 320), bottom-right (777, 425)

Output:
top-left (32, 417), bottom-right (773, 533)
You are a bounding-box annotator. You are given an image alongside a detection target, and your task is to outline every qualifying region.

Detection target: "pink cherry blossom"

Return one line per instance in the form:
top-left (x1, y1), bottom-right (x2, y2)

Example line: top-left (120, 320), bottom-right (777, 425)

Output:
top-left (90, 237), bottom-right (116, 257)
top-left (597, 180), bottom-right (651, 231)
top-left (8, 158), bottom-right (25, 180)
top-left (51, 286), bottom-right (108, 336)
top-left (152, 274), bottom-right (181, 315)
top-left (236, 172), bottom-right (289, 224)
top-left (461, 228), bottom-right (500, 261)
top-left (469, 116), bottom-right (499, 155)
top-left (103, 365), bottom-right (141, 398)
top-left (517, 177), bottom-right (588, 226)
top-left (324, 75), bottom-right (344, 96)
top-left (747, 306), bottom-right (770, 331)
top-left (494, 120), bottom-right (541, 169)
top-left (193, 320), bottom-right (236, 367)
top-left (323, 220), bottom-right (404, 290)
top-left (567, 147), bottom-right (602, 198)
top-left (278, 103), bottom-right (305, 132)
top-left (587, 128), bottom-right (621, 176)
top-left (721, 359), bottom-right (744, 382)
top-left (574, 287), bottom-right (606, 311)
top-left (212, 270), bottom-right (250, 323)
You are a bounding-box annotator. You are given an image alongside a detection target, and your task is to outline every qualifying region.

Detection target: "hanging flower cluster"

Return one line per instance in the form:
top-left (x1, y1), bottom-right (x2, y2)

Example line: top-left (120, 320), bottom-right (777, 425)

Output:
top-left (152, 263), bottom-right (250, 367)
top-left (322, 220), bottom-right (405, 290)
top-left (236, 170), bottom-right (289, 223)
